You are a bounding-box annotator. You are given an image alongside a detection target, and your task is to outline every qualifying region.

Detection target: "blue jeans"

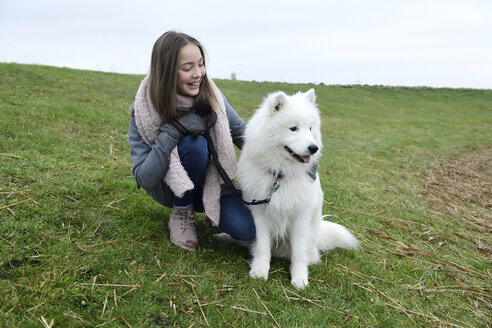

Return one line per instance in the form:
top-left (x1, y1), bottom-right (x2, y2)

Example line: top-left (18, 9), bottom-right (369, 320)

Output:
top-left (172, 135), bottom-right (255, 241)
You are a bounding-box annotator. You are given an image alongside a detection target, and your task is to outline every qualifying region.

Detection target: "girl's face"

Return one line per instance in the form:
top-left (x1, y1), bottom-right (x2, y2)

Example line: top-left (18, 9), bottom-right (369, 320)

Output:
top-left (176, 43), bottom-right (206, 97)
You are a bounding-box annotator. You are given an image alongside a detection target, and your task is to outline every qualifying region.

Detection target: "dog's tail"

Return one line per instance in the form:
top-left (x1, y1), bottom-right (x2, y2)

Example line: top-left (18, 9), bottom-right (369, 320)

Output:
top-left (317, 218), bottom-right (359, 252)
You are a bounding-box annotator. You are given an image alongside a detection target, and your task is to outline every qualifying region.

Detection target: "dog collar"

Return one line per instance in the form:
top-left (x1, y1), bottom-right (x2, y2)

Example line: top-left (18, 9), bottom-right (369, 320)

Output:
top-left (307, 161), bottom-right (318, 181)
top-left (272, 162), bottom-right (317, 182)
top-left (271, 170), bottom-right (285, 180)
top-left (244, 171), bottom-right (282, 206)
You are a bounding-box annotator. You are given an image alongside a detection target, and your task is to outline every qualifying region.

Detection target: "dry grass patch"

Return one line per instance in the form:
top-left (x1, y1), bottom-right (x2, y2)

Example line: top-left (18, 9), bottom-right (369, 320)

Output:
top-left (420, 148), bottom-right (492, 242)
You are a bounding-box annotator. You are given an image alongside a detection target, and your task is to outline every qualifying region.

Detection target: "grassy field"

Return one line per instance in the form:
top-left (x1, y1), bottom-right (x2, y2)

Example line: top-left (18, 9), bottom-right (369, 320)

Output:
top-left (0, 63), bottom-right (491, 327)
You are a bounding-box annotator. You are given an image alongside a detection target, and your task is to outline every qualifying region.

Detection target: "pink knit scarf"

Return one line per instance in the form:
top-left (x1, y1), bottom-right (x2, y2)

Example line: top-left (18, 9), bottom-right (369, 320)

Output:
top-left (133, 76), bottom-right (238, 225)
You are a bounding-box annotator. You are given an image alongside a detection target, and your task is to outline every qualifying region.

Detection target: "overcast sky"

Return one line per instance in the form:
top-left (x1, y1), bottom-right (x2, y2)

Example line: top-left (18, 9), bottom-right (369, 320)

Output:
top-left (1, 0), bottom-right (491, 89)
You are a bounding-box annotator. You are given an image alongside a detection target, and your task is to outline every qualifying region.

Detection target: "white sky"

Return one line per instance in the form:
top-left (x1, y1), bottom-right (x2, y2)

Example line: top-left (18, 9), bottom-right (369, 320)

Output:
top-left (1, 0), bottom-right (491, 89)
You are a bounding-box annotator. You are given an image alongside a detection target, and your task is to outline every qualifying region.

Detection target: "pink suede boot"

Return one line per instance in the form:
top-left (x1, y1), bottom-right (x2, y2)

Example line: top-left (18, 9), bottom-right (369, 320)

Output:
top-left (168, 205), bottom-right (198, 251)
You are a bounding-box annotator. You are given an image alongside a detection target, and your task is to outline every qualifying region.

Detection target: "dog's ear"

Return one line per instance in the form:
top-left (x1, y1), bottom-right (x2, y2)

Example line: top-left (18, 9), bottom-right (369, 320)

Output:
top-left (268, 91), bottom-right (287, 113)
top-left (305, 88), bottom-right (316, 104)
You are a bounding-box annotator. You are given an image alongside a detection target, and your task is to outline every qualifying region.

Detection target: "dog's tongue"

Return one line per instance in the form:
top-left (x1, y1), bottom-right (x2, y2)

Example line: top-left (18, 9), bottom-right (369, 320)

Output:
top-left (302, 156), bottom-right (311, 163)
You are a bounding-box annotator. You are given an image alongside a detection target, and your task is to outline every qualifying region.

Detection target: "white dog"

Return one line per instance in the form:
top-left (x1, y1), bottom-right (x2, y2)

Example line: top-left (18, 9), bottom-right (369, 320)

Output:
top-left (237, 89), bottom-right (359, 289)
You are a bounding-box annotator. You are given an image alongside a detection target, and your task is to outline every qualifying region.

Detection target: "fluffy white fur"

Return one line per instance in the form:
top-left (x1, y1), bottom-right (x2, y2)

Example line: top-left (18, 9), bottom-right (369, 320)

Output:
top-left (237, 89), bottom-right (359, 289)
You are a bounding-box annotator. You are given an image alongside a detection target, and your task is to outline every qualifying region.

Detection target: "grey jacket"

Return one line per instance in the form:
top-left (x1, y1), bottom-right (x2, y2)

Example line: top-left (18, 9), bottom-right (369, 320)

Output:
top-left (128, 93), bottom-right (245, 207)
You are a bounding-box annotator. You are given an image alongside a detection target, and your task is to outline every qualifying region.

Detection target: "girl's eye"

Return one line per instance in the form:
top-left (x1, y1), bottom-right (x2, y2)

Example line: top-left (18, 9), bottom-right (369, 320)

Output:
top-left (310, 127), bottom-right (312, 131)
top-left (289, 126), bottom-right (297, 132)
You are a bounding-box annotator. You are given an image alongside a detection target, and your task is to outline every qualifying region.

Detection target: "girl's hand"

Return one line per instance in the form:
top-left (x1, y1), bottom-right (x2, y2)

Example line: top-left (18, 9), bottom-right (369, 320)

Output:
top-left (173, 112), bottom-right (207, 138)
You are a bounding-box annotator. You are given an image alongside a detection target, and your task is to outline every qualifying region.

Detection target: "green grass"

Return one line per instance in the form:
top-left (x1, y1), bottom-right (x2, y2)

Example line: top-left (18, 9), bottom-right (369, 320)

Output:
top-left (1, 63), bottom-right (491, 327)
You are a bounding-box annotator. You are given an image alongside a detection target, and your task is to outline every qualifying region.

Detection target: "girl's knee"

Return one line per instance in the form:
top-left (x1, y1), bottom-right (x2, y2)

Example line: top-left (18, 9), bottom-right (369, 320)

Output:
top-left (220, 195), bottom-right (256, 241)
top-left (220, 218), bottom-right (256, 241)
top-left (178, 135), bottom-right (208, 168)
top-left (236, 221), bottom-right (256, 241)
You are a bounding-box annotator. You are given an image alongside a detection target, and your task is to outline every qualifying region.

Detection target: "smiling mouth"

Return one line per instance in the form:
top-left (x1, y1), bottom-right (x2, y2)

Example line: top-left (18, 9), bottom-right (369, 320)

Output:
top-left (187, 81), bottom-right (200, 87)
top-left (284, 146), bottom-right (311, 164)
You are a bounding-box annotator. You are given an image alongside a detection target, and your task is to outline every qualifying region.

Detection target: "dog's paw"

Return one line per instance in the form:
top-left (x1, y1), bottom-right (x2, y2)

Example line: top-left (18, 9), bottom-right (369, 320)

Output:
top-left (249, 266), bottom-right (269, 281)
top-left (291, 276), bottom-right (309, 290)
top-left (290, 262), bottom-right (309, 289)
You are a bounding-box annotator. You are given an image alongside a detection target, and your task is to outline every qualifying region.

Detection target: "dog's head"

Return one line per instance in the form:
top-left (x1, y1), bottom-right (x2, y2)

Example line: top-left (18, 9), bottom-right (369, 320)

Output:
top-left (263, 89), bottom-right (322, 165)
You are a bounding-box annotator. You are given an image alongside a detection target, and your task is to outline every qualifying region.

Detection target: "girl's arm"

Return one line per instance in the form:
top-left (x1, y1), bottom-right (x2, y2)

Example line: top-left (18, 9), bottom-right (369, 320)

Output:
top-left (222, 94), bottom-right (246, 149)
top-left (128, 113), bottom-right (182, 190)
top-left (128, 105), bottom-right (207, 191)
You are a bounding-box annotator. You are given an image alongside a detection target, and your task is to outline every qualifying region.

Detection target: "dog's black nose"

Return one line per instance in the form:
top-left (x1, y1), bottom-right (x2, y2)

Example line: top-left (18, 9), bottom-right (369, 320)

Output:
top-left (308, 145), bottom-right (318, 154)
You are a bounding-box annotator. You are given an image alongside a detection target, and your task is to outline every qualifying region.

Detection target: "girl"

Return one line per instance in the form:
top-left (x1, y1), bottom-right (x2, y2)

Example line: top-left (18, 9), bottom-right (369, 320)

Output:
top-left (128, 31), bottom-right (255, 251)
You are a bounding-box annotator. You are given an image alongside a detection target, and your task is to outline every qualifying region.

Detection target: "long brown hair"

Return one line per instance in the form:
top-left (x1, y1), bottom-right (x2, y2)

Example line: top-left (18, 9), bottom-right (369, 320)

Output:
top-left (148, 31), bottom-right (217, 123)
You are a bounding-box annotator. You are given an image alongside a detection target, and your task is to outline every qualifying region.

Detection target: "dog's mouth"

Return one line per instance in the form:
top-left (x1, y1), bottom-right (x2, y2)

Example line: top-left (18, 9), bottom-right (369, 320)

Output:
top-left (284, 146), bottom-right (311, 164)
